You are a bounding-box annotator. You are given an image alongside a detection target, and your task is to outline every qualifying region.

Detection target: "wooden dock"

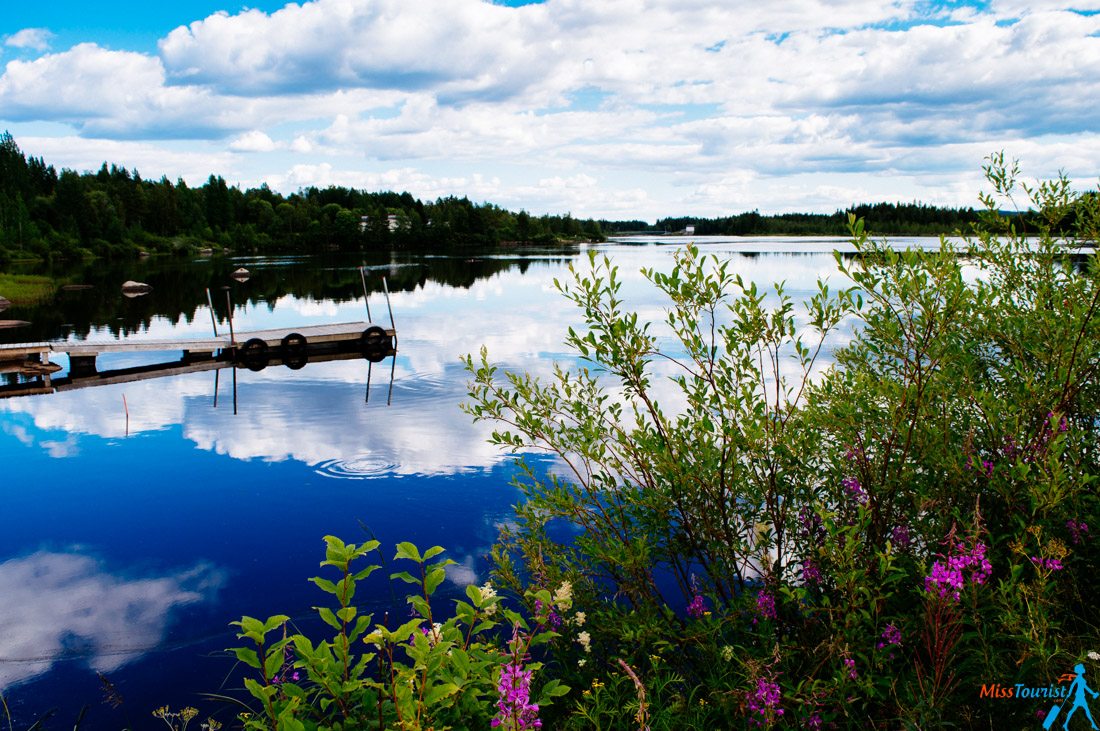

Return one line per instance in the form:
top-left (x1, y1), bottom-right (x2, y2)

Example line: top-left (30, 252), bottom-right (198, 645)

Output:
top-left (0, 322), bottom-right (397, 399)
top-left (0, 321), bottom-right (395, 376)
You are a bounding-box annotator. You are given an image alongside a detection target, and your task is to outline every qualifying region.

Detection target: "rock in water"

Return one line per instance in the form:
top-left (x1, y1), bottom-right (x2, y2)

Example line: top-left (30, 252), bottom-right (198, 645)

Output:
top-left (121, 281), bottom-right (153, 297)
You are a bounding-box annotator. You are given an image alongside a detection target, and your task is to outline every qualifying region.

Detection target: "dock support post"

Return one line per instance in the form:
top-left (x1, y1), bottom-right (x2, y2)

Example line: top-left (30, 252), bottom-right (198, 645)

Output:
top-left (69, 354), bottom-right (98, 377)
top-left (223, 288), bottom-right (236, 346)
top-left (359, 265), bottom-right (372, 322)
top-left (382, 276), bottom-right (395, 332)
top-left (206, 288), bottom-right (219, 337)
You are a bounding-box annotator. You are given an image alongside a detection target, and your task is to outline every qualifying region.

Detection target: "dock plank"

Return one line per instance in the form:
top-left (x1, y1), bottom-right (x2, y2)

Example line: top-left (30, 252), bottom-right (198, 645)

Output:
top-left (42, 321), bottom-right (388, 356)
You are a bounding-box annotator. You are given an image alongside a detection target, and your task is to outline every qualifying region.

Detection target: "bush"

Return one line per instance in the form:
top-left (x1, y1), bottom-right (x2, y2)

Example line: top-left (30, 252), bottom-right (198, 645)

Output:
top-left (229, 537), bottom-right (571, 731)
top-left (463, 154), bottom-right (1100, 728)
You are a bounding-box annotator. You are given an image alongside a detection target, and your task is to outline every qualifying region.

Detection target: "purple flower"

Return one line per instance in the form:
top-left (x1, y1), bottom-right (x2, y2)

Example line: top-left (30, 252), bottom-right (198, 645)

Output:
top-left (1030, 556), bottom-right (1064, 572)
top-left (807, 712), bottom-right (823, 729)
top-left (686, 594), bottom-right (707, 619)
top-left (842, 476), bottom-right (868, 505)
top-left (492, 660), bottom-right (542, 730)
top-left (890, 524), bottom-right (911, 549)
top-left (802, 558), bottom-right (822, 585)
top-left (746, 677), bottom-right (784, 726)
top-left (1068, 519), bottom-right (1089, 545)
top-left (755, 589), bottom-right (777, 620)
top-left (924, 539), bottom-right (991, 601)
top-left (876, 623), bottom-right (902, 649)
top-left (844, 657), bottom-right (858, 680)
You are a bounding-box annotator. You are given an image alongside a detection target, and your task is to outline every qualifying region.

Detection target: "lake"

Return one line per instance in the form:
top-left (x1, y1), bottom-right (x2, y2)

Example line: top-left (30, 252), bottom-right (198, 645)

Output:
top-left (0, 236), bottom-right (937, 728)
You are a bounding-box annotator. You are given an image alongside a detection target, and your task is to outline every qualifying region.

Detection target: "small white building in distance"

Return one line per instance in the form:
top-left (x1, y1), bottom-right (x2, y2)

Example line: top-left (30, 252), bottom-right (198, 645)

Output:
top-left (685, 225), bottom-right (695, 235)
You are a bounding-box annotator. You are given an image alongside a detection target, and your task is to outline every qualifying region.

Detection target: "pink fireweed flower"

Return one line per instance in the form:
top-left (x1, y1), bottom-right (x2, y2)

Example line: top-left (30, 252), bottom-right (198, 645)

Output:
top-left (1030, 556), bottom-right (1064, 571)
top-left (686, 593), bottom-right (707, 619)
top-left (1067, 519), bottom-right (1089, 545)
top-left (746, 677), bottom-right (784, 726)
top-left (755, 589), bottom-right (777, 621)
top-left (843, 657), bottom-right (858, 680)
top-left (801, 558), bottom-right (822, 585)
top-left (493, 634), bottom-right (542, 731)
top-left (924, 539), bottom-right (991, 601)
top-left (876, 623), bottom-right (902, 649)
top-left (841, 476), bottom-right (867, 505)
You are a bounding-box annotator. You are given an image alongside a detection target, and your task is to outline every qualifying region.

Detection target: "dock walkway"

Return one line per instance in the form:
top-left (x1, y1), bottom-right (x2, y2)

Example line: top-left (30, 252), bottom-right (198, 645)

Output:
top-left (0, 321), bottom-right (395, 376)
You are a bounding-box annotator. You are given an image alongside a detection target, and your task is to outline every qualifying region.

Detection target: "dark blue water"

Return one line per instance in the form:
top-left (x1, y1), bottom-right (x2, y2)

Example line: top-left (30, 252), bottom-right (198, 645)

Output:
top-left (0, 238), bottom-right (902, 728)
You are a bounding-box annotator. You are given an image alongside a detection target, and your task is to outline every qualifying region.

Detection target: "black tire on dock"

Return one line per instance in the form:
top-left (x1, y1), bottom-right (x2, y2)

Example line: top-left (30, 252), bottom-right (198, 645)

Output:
top-left (283, 352), bottom-right (307, 370)
top-left (241, 337), bottom-right (270, 370)
top-left (241, 337), bottom-right (269, 358)
top-left (360, 325), bottom-right (388, 352)
top-left (281, 332), bottom-right (307, 354)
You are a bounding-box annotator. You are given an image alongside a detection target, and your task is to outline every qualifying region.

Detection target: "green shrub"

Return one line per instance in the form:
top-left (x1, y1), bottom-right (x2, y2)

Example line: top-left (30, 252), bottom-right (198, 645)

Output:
top-left (464, 154), bottom-right (1100, 728)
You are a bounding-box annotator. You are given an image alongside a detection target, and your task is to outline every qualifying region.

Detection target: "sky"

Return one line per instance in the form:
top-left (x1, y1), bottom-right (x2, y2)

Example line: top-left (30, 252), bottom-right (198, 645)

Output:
top-left (1, 0), bottom-right (1099, 221)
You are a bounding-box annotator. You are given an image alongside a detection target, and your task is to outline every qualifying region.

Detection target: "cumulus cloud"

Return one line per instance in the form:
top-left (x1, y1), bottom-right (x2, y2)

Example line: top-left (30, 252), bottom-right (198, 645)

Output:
top-left (1, 0), bottom-right (1099, 217)
top-left (0, 551), bottom-right (224, 688)
top-left (230, 129), bottom-right (278, 152)
top-left (4, 28), bottom-right (54, 51)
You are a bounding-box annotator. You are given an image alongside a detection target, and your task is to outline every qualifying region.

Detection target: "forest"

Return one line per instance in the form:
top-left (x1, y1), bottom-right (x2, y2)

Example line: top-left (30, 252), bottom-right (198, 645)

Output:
top-left (0, 130), bottom-right (1032, 267)
top-left (0, 132), bottom-right (605, 265)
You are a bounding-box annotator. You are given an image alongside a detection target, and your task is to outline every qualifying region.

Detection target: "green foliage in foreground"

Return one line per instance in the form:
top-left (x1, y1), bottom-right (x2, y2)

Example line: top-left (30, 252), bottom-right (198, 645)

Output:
top-left (462, 153), bottom-right (1100, 729)
top-left (225, 155), bottom-right (1099, 729)
top-left (230, 537), bottom-right (570, 731)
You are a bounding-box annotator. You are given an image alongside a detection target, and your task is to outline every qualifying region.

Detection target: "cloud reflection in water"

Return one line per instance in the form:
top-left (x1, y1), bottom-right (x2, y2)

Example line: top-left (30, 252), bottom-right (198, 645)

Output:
top-left (0, 551), bottom-right (224, 689)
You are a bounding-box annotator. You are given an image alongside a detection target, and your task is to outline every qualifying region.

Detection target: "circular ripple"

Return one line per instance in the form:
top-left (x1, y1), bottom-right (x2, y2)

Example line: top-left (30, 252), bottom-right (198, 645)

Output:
top-left (314, 455), bottom-right (400, 480)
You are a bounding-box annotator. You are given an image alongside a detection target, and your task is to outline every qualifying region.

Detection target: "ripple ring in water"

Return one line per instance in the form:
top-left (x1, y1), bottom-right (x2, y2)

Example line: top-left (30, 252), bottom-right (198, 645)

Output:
top-left (314, 455), bottom-right (400, 479)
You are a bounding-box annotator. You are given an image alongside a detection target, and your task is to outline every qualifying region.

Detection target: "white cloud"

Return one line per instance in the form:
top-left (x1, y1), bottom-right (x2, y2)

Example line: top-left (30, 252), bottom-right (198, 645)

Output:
top-left (1, 1), bottom-right (1099, 218)
top-left (0, 551), bottom-right (223, 688)
top-left (4, 28), bottom-right (54, 51)
top-left (230, 129), bottom-right (278, 152)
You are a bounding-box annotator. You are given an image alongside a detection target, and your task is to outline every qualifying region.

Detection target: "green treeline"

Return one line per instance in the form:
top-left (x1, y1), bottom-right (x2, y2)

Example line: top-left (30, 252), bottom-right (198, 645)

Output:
top-left (633, 202), bottom-right (983, 236)
top-left (2, 130), bottom-right (1049, 267)
top-left (0, 132), bottom-right (606, 266)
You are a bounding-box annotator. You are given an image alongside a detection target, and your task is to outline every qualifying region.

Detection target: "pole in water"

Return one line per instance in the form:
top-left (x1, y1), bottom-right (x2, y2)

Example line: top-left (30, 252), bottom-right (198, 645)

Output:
top-left (359, 265), bottom-right (372, 323)
top-left (222, 287), bottom-right (236, 346)
top-left (387, 351), bottom-right (395, 407)
top-left (205, 288), bottom-right (219, 337)
top-left (365, 360), bottom-right (372, 404)
top-left (382, 276), bottom-right (395, 331)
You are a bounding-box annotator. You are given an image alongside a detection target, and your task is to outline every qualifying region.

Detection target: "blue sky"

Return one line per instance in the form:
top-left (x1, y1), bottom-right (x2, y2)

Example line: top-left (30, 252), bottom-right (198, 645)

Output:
top-left (2, 0), bottom-right (1098, 220)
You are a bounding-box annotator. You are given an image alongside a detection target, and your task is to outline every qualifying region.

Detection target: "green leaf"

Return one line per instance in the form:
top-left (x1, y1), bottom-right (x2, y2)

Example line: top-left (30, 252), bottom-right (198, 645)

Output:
top-left (424, 682), bottom-right (460, 706)
top-left (422, 545), bottom-right (446, 561)
top-left (264, 648), bottom-right (283, 680)
top-left (316, 606), bottom-right (342, 630)
top-left (424, 567), bottom-right (447, 596)
top-left (231, 646), bottom-right (261, 669)
top-left (395, 541), bottom-right (422, 562)
top-left (390, 570), bottom-right (419, 585)
top-left (310, 577), bottom-right (338, 594)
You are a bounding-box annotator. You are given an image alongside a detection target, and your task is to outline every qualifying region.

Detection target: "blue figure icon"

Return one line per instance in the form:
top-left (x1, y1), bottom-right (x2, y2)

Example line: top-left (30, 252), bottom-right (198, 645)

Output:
top-left (1046, 663), bottom-right (1100, 730)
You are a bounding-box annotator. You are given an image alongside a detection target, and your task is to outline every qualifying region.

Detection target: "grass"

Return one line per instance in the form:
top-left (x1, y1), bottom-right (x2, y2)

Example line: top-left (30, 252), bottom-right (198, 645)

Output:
top-left (0, 273), bottom-right (56, 304)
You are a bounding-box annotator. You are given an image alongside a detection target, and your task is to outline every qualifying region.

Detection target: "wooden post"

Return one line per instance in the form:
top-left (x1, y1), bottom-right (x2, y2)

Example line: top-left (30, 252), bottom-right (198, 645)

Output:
top-left (206, 288), bottom-right (219, 337)
top-left (359, 265), bottom-right (372, 322)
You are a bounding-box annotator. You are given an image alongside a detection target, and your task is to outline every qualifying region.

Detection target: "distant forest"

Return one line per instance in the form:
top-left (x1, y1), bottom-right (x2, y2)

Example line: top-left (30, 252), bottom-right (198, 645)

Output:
top-left (1, 131), bottom-right (989, 266)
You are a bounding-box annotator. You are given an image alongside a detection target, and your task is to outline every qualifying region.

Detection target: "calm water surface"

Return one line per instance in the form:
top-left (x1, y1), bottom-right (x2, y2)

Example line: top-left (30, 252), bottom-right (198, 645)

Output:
top-left (0, 237), bottom-right (934, 728)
